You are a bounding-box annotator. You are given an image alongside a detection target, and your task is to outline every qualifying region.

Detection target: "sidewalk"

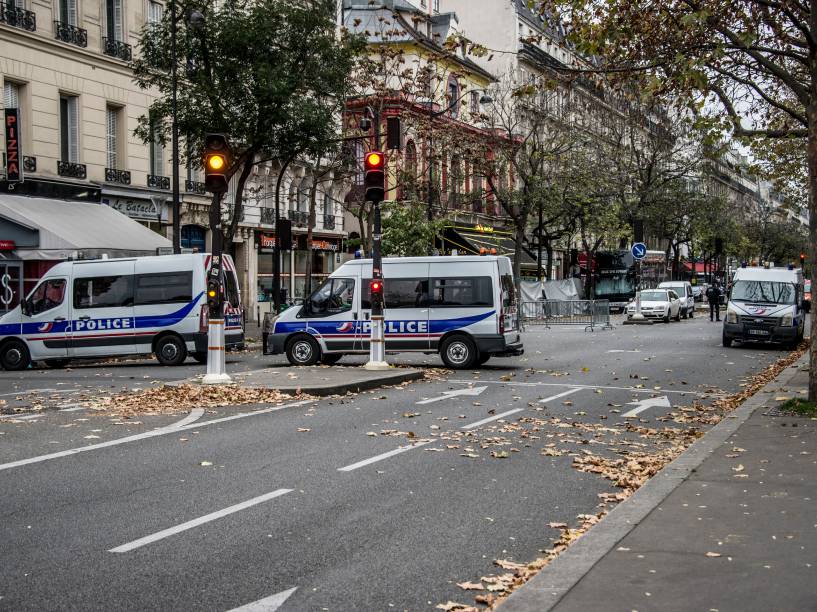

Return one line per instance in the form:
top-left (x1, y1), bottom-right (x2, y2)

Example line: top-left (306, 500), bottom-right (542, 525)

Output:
top-left (501, 355), bottom-right (816, 612)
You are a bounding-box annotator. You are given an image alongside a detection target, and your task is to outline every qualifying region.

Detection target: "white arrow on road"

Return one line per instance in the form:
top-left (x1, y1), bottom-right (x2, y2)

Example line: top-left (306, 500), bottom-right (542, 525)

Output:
top-left (227, 587), bottom-right (297, 611)
top-left (416, 386), bottom-right (487, 405)
top-left (622, 395), bottom-right (671, 418)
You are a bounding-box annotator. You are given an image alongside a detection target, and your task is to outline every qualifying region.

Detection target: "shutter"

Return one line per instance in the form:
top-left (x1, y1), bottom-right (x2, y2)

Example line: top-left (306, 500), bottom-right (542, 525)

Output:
top-left (106, 108), bottom-right (117, 169)
top-left (3, 83), bottom-right (19, 109)
top-left (68, 96), bottom-right (79, 163)
top-left (66, 0), bottom-right (77, 25)
top-left (113, 0), bottom-right (123, 41)
top-left (13, 0), bottom-right (23, 8)
top-left (152, 125), bottom-right (163, 175)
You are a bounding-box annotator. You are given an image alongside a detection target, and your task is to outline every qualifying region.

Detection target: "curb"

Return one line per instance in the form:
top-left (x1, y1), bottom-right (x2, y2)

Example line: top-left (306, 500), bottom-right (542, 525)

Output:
top-left (267, 369), bottom-right (424, 397)
top-left (498, 353), bottom-right (808, 612)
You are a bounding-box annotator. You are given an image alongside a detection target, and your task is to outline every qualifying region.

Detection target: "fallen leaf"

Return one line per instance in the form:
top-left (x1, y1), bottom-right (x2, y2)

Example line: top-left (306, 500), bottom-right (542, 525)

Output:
top-left (732, 464), bottom-right (744, 472)
top-left (457, 581), bottom-right (485, 591)
top-left (200, 461), bottom-right (213, 466)
top-left (705, 552), bottom-right (722, 557)
top-left (297, 428), bottom-right (311, 433)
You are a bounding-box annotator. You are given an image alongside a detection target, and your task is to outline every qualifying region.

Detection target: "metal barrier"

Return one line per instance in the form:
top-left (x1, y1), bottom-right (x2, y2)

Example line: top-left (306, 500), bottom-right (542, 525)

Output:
top-left (521, 300), bottom-right (613, 331)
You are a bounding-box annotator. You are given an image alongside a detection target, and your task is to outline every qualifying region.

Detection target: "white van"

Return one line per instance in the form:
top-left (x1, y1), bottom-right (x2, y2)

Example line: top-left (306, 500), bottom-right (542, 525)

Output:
top-left (657, 281), bottom-right (694, 318)
top-left (723, 267), bottom-right (805, 348)
top-left (263, 255), bottom-right (523, 369)
top-left (0, 254), bottom-right (244, 370)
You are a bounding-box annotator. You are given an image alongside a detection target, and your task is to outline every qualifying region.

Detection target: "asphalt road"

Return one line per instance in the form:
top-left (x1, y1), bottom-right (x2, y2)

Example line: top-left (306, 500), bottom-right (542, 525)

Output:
top-left (0, 314), bottom-right (795, 611)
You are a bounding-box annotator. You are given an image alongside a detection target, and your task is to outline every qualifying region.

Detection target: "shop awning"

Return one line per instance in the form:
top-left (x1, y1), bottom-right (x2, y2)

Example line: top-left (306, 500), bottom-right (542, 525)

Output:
top-left (442, 225), bottom-right (538, 268)
top-left (0, 193), bottom-right (171, 260)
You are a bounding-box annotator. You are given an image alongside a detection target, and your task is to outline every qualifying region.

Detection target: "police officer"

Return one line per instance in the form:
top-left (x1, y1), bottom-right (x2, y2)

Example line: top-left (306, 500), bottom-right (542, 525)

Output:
top-left (706, 283), bottom-right (721, 321)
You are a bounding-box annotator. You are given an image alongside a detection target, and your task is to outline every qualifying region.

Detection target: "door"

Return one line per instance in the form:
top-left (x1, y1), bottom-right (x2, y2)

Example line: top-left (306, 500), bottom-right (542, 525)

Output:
top-left (304, 277), bottom-right (357, 352)
top-left (70, 261), bottom-right (136, 357)
top-left (382, 268), bottom-right (430, 351)
top-left (21, 277), bottom-right (70, 361)
top-left (0, 262), bottom-right (23, 317)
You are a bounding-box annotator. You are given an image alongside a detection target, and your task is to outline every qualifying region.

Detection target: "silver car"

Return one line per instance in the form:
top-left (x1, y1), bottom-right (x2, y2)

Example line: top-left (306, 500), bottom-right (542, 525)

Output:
top-left (626, 289), bottom-right (682, 323)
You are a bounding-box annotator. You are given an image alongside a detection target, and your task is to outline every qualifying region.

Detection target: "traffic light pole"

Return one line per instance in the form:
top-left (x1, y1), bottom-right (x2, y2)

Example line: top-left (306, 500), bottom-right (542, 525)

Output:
top-left (364, 116), bottom-right (388, 371)
top-left (203, 190), bottom-right (232, 385)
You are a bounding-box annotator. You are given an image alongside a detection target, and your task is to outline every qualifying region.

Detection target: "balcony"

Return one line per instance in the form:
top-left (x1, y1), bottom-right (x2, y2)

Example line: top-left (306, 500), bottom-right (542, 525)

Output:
top-left (260, 207), bottom-right (276, 225)
top-left (105, 168), bottom-right (131, 185)
top-left (57, 160), bottom-right (86, 179)
top-left (0, 4), bottom-right (36, 31)
top-left (147, 174), bottom-right (170, 190)
top-left (102, 37), bottom-right (132, 61)
top-left (288, 210), bottom-right (309, 227)
top-left (322, 214), bottom-right (338, 230)
top-left (54, 21), bottom-right (87, 47)
top-left (184, 179), bottom-right (206, 195)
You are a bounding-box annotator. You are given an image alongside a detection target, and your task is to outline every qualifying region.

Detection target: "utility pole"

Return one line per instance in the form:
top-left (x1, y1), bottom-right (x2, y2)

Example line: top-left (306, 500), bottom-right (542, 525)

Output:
top-left (170, 0), bottom-right (181, 254)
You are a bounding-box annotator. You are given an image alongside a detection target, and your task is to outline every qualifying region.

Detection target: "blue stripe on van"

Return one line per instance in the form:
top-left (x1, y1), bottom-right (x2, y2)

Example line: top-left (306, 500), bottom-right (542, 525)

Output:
top-left (274, 310), bottom-right (495, 335)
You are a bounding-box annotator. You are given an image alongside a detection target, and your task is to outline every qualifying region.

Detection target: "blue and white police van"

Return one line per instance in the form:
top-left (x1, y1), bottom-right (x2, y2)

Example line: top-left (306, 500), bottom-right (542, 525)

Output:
top-left (263, 255), bottom-right (522, 369)
top-left (0, 253), bottom-right (244, 370)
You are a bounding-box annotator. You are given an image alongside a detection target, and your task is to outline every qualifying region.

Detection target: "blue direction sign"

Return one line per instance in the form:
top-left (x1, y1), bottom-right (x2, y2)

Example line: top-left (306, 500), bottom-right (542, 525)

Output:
top-left (631, 242), bottom-right (647, 260)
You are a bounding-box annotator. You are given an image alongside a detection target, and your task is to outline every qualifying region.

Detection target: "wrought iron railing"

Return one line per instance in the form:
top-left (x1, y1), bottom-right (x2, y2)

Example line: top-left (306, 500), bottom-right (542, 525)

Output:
top-left (105, 168), bottom-right (131, 185)
top-left (102, 37), bottom-right (132, 61)
top-left (147, 174), bottom-right (170, 190)
top-left (57, 160), bottom-right (86, 179)
top-left (322, 214), bottom-right (336, 230)
top-left (54, 20), bottom-right (87, 47)
top-left (0, 4), bottom-right (36, 31)
top-left (288, 210), bottom-right (309, 226)
top-left (260, 207), bottom-right (276, 225)
top-left (184, 179), bottom-right (206, 194)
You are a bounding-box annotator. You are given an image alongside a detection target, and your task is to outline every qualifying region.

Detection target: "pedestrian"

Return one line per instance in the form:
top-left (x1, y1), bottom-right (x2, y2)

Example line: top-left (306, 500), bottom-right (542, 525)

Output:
top-left (706, 283), bottom-right (721, 321)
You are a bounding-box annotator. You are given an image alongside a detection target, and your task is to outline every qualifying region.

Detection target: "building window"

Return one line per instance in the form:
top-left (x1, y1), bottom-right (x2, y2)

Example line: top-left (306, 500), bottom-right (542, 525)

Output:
top-left (106, 106), bottom-right (120, 169)
top-left (150, 118), bottom-right (164, 175)
top-left (3, 81), bottom-right (20, 110)
top-left (181, 225), bottom-right (206, 251)
top-left (447, 78), bottom-right (459, 118)
top-left (59, 94), bottom-right (79, 163)
top-left (433, 0), bottom-right (439, 13)
top-left (147, 0), bottom-right (162, 23)
top-left (58, 0), bottom-right (78, 25)
top-left (106, 0), bottom-right (123, 41)
top-left (470, 91), bottom-right (479, 115)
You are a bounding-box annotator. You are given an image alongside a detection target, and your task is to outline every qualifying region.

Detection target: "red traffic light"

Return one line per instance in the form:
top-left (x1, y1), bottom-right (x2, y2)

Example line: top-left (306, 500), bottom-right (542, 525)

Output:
top-left (365, 151), bottom-right (384, 169)
top-left (370, 280), bottom-right (383, 293)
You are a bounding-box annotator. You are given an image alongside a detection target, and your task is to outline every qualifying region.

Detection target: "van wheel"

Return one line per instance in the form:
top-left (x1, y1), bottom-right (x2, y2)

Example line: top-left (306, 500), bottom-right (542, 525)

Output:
top-left (43, 359), bottom-right (70, 369)
top-left (723, 335), bottom-right (733, 348)
top-left (1, 340), bottom-right (31, 371)
top-left (192, 352), bottom-right (208, 364)
top-left (674, 310), bottom-right (681, 322)
top-left (286, 335), bottom-right (320, 366)
top-left (440, 335), bottom-right (477, 369)
top-left (477, 353), bottom-right (491, 366)
top-left (155, 335), bottom-right (188, 366)
top-left (688, 309), bottom-right (693, 319)
top-left (322, 354), bottom-right (343, 365)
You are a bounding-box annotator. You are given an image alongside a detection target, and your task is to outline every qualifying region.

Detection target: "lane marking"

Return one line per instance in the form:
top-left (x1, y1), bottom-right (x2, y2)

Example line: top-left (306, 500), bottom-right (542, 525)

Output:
top-left (606, 349), bottom-right (641, 353)
top-left (461, 408), bottom-right (523, 430)
top-left (0, 413), bottom-right (43, 421)
top-left (170, 408), bottom-right (204, 428)
top-left (622, 395), bottom-right (671, 418)
top-left (58, 405), bottom-right (85, 412)
top-left (416, 386), bottom-right (487, 405)
top-left (537, 387), bottom-right (584, 404)
top-left (338, 442), bottom-right (431, 472)
top-left (0, 388), bottom-right (59, 397)
top-left (446, 379), bottom-right (706, 396)
top-left (0, 399), bottom-right (315, 473)
top-left (109, 488), bottom-right (293, 553)
top-left (226, 587), bottom-right (298, 612)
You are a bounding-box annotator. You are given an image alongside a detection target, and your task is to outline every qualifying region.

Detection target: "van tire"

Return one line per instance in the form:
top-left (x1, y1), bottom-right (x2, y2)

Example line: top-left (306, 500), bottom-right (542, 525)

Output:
top-left (440, 335), bottom-right (477, 369)
top-left (155, 334), bottom-right (188, 366)
top-left (286, 335), bottom-right (320, 366)
top-left (1, 340), bottom-right (31, 371)
top-left (192, 352), bottom-right (208, 364)
top-left (43, 359), bottom-right (70, 369)
top-left (322, 353), bottom-right (343, 365)
top-left (723, 335), bottom-right (733, 348)
top-left (688, 309), bottom-right (693, 319)
top-left (477, 353), bottom-right (491, 366)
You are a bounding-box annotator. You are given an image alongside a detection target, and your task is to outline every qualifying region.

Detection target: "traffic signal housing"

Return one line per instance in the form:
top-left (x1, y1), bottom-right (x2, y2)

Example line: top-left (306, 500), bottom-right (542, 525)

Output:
top-left (800, 252), bottom-right (806, 267)
top-left (370, 279), bottom-right (384, 311)
top-left (364, 151), bottom-right (385, 203)
top-left (204, 133), bottom-right (230, 193)
top-left (207, 278), bottom-right (220, 311)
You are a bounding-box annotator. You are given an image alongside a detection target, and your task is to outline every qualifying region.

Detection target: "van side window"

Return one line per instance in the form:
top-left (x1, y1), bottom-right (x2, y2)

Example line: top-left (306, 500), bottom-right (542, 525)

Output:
top-left (432, 277), bottom-right (493, 307)
top-left (383, 278), bottom-right (430, 309)
top-left (134, 272), bottom-right (193, 306)
top-left (501, 275), bottom-right (516, 308)
top-left (308, 278), bottom-right (354, 316)
top-left (74, 276), bottom-right (134, 309)
top-left (28, 279), bottom-right (66, 315)
top-left (222, 269), bottom-right (240, 307)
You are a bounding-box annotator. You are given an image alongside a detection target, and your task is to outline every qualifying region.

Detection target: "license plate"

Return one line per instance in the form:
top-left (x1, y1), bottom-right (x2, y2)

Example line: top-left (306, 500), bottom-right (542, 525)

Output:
top-left (749, 329), bottom-right (769, 335)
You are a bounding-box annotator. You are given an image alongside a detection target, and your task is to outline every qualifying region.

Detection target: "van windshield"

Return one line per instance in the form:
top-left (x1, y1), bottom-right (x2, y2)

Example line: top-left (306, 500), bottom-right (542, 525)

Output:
top-left (731, 280), bottom-right (796, 304)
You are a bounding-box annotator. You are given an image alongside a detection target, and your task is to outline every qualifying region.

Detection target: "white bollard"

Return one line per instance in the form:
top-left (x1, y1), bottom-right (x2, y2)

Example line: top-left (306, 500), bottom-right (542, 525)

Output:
top-left (202, 318), bottom-right (232, 384)
top-left (364, 315), bottom-right (389, 371)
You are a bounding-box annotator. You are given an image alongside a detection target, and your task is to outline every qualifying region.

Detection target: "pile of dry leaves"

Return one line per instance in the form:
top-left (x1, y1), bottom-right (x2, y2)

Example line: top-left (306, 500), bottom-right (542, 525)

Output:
top-left (83, 384), bottom-right (305, 418)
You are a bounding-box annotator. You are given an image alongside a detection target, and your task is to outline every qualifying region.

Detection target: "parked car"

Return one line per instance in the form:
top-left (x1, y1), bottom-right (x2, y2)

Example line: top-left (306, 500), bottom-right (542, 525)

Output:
top-left (658, 281), bottom-right (694, 318)
top-left (692, 283), bottom-right (705, 302)
top-left (626, 289), bottom-right (681, 323)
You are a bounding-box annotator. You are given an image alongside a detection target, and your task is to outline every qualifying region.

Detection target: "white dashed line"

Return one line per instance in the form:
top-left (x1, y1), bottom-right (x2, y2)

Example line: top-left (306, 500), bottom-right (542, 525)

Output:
top-left (338, 442), bottom-right (431, 472)
top-left (537, 387), bottom-right (584, 404)
top-left (461, 408), bottom-right (524, 430)
top-left (226, 587), bottom-right (298, 612)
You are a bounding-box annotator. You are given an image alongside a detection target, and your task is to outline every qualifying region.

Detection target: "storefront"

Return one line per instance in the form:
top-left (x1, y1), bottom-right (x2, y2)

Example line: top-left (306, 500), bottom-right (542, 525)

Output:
top-left (256, 232), bottom-right (344, 304)
top-left (441, 223), bottom-right (539, 276)
top-left (101, 189), bottom-right (170, 235)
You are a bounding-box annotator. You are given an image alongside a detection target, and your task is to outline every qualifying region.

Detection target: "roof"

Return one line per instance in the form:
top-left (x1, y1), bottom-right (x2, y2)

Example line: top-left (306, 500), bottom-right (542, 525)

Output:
top-left (344, 255), bottom-right (507, 265)
top-left (0, 194), bottom-right (171, 259)
top-left (733, 267), bottom-right (802, 283)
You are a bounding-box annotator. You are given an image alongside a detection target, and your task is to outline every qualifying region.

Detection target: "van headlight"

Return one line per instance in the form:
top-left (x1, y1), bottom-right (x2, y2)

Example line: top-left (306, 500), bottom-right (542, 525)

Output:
top-left (781, 313), bottom-right (793, 327)
top-left (726, 308), bottom-right (738, 324)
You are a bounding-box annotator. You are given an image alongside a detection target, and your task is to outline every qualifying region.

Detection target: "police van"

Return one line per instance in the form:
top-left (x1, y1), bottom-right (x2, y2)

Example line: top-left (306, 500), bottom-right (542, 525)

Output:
top-left (0, 254), bottom-right (243, 370)
top-left (263, 255), bottom-right (522, 369)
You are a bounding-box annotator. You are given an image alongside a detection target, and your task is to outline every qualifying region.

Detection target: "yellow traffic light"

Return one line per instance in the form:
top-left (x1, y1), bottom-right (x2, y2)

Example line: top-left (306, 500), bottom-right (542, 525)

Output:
top-left (208, 289), bottom-right (217, 298)
top-left (207, 154), bottom-right (226, 171)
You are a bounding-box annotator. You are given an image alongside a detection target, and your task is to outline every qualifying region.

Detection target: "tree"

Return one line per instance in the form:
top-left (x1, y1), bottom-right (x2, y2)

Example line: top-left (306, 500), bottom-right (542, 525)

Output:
top-left (538, 0), bottom-right (817, 398)
top-left (381, 201), bottom-right (448, 256)
top-left (133, 0), bottom-right (362, 252)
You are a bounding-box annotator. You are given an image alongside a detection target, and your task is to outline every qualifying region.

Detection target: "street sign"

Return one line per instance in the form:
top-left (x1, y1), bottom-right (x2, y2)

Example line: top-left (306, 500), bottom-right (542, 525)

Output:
top-left (631, 242), bottom-right (647, 260)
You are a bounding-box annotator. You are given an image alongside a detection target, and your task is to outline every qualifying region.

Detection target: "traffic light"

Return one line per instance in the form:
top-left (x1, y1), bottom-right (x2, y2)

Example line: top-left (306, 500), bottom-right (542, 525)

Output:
top-left (800, 252), bottom-right (806, 267)
top-left (364, 151), bottom-right (385, 203)
top-left (370, 279), bottom-right (384, 311)
top-left (204, 133), bottom-right (230, 193)
top-left (207, 278), bottom-right (220, 311)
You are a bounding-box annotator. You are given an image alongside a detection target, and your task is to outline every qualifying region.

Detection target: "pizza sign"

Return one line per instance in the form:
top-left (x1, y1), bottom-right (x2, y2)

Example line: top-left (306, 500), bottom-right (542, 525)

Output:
top-left (4, 109), bottom-right (21, 183)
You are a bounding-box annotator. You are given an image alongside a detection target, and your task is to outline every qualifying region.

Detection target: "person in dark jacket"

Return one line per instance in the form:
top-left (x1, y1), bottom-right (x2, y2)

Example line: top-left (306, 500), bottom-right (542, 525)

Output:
top-left (706, 283), bottom-right (721, 321)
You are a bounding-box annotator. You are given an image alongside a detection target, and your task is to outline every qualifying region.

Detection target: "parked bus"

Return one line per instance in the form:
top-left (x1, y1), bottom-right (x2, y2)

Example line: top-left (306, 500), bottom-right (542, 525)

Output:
top-left (0, 254), bottom-right (243, 370)
top-left (263, 256), bottom-right (522, 369)
top-left (593, 249), bottom-right (668, 312)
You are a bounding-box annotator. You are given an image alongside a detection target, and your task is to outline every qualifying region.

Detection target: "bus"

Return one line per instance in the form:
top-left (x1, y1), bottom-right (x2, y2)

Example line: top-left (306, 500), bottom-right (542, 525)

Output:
top-left (593, 250), bottom-right (669, 312)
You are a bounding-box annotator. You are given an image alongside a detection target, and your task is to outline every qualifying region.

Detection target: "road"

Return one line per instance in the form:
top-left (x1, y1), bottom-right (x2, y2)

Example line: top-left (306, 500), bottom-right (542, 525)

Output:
top-left (0, 315), bottom-right (794, 611)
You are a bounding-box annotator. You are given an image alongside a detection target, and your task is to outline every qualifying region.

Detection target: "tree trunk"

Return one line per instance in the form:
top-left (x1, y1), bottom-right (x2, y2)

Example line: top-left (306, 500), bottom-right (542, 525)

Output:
top-left (224, 153), bottom-right (256, 255)
top-left (545, 242), bottom-right (554, 281)
top-left (806, 104), bottom-right (817, 401)
top-left (513, 218), bottom-right (524, 294)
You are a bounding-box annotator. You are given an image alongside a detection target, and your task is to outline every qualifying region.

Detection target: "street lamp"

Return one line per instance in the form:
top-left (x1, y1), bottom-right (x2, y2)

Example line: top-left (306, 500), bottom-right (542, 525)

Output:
top-left (425, 89), bottom-right (492, 251)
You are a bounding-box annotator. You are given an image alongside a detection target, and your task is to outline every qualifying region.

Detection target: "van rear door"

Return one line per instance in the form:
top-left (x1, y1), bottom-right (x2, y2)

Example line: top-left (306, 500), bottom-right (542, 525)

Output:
top-left (70, 261), bottom-right (136, 357)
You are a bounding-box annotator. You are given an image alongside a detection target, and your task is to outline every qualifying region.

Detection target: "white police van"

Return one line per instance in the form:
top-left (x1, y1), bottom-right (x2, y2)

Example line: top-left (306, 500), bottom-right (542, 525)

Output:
top-left (263, 255), bottom-right (522, 369)
top-left (0, 254), bottom-right (243, 370)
